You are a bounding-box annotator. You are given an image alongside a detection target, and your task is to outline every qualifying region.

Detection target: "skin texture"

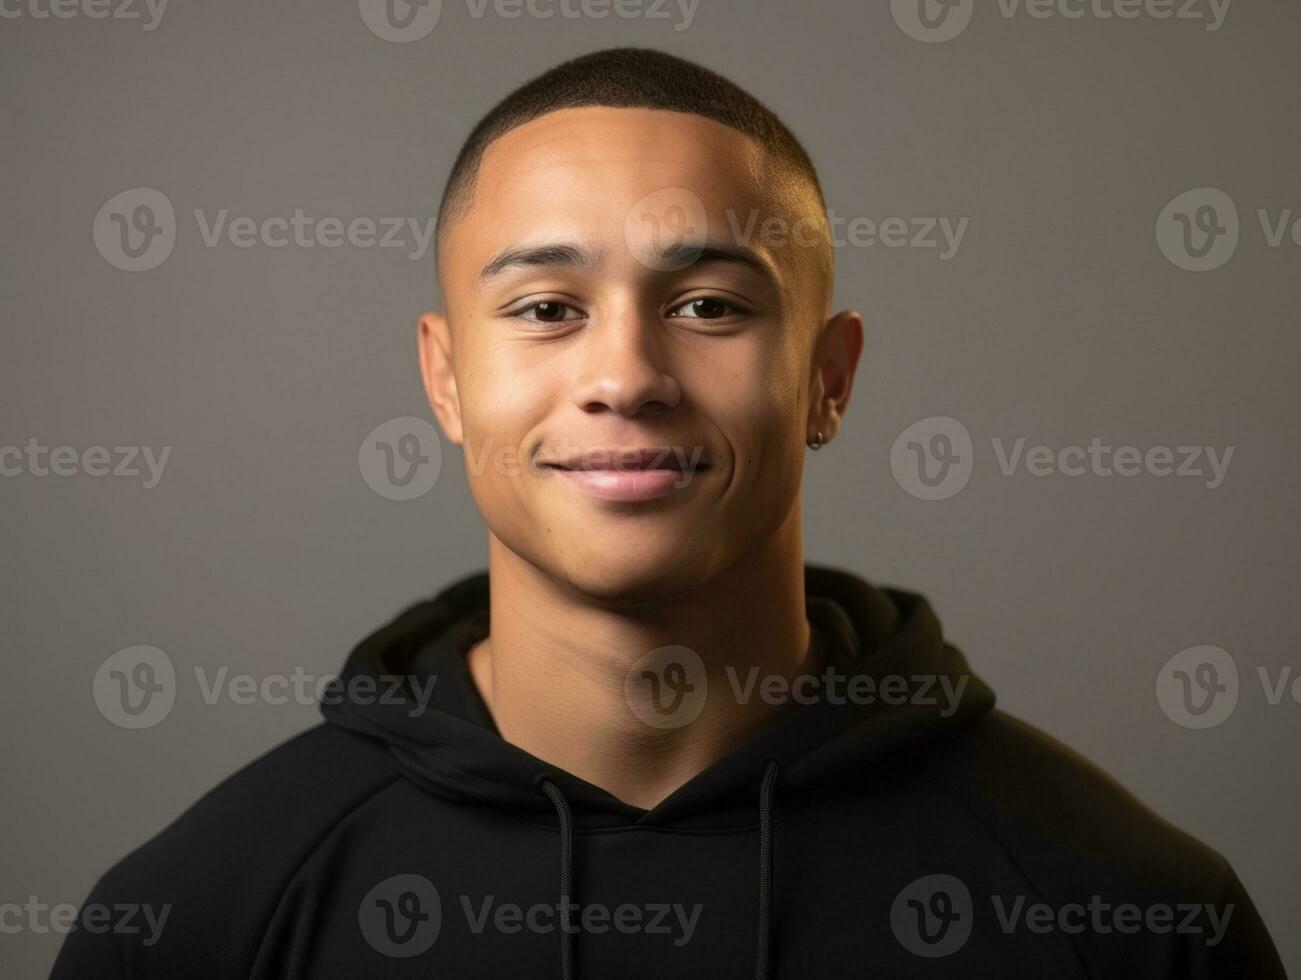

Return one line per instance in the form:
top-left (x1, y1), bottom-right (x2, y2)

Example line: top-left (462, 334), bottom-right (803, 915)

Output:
top-left (420, 106), bottom-right (863, 809)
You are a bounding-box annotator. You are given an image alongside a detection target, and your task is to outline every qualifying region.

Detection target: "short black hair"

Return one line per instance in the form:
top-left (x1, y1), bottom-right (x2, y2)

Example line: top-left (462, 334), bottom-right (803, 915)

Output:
top-left (435, 47), bottom-right (826, 248)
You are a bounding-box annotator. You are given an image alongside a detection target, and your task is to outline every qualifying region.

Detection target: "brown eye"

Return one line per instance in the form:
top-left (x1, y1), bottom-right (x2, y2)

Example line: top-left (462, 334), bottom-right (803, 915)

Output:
top-left (514, 301), bottom-right (582, 324)
top-left (669, 297), bottom-right (740, 320)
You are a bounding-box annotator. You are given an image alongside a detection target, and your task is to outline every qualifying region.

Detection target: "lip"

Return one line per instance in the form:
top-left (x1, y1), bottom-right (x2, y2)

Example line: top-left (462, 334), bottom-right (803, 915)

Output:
top-left (553, 467), bottom-right (695, 501)
top-left (538, 448), bottom-right (705, 472)
top-left (537, 447), bottom-right (710, 502)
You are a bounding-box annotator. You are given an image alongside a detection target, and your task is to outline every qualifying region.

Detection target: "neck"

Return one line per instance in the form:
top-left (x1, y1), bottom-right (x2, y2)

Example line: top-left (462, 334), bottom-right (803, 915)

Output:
top-left (466, 509), bottom-right (813, 810)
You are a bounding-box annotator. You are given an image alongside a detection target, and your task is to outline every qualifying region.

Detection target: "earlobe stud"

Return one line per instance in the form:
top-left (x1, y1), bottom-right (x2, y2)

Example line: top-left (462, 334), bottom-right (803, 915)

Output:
top-left (808, 431), bottom-right (824, 451)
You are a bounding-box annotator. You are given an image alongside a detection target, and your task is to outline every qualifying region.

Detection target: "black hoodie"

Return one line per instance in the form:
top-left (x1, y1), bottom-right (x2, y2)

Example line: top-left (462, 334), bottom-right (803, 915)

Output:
top-left (52, 565), bottom-right (1285, 979)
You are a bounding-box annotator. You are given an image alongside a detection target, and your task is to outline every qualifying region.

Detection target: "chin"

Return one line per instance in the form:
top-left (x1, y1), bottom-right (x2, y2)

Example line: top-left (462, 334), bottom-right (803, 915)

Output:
top-left (554, 538), bottom-right (723, 609)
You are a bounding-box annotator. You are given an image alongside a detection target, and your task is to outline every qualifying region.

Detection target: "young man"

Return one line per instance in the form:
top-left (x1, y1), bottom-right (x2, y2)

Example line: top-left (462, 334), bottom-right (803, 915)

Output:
top-left (55, 48), bottom-right (1284, 979)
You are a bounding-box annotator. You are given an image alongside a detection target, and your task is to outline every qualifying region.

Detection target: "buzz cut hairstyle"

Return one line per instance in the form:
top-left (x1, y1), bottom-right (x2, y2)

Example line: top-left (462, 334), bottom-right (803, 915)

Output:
top-left (434, 46), bottom-right (828, 252)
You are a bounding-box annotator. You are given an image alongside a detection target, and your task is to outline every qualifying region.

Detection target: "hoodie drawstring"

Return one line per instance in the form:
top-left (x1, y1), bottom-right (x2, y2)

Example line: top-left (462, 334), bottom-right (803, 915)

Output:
top-left (756, 760), bottom-right (779, 980)
top-left (540, 779), bottom-right (576, 980)
top-left (538, 762), bottom-right (780, 980)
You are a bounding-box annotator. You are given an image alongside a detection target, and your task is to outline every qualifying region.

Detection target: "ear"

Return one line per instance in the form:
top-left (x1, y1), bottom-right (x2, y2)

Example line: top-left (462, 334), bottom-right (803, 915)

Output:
top-left (418, 311), bottom-right (464, 446)
top-left (807, 309), bottom-right (864, 447)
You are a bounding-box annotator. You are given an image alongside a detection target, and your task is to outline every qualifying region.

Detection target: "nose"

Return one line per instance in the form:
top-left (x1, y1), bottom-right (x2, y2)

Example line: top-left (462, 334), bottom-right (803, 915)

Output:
top-left (570, 304), bottom-right (681, 418)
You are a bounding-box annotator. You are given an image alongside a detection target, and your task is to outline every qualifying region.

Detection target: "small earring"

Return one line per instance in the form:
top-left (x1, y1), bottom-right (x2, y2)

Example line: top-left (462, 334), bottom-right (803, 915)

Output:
top-left (808, 431), bottom-right (824, 451)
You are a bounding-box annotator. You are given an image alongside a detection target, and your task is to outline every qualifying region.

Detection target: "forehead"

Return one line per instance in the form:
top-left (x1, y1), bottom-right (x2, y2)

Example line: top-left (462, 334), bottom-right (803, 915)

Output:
top-left (443, 106), bottom-right (783, 267)
top-left (481, 105), bottom-right (769, 189)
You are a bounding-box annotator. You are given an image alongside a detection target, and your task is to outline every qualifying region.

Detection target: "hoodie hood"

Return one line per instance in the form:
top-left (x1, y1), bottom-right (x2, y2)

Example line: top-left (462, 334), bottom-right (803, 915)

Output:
top-left (321, 564), bottom-right (995, 831)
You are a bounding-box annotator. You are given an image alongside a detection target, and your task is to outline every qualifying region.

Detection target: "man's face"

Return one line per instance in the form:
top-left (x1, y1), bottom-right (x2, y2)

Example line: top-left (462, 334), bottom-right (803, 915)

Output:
top-left (426, 106), bottom-right (844, 603)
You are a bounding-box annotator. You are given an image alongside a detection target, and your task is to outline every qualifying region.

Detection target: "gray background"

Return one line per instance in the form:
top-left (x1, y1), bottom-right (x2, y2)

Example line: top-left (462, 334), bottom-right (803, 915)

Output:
top-left (2, 0), bottom-right (1297, 974)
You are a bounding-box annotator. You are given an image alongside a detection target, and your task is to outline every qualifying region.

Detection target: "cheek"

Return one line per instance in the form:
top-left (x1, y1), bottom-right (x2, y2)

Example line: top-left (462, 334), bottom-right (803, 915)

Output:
top-left (458, 341), bottom-right (548, 451)
top-left (713, 337), bottom-right (808, 528)
top-left (686, 334), bottom-right (805, 460)
top-left (453, 348), bottom-right (546, 509)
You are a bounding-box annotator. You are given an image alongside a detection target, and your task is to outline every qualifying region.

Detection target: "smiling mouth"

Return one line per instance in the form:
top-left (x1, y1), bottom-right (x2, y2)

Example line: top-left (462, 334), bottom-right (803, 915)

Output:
top-left (537, 448), bottom-right (708, 472)
top-left (536, 448), bottom-right (711, 501)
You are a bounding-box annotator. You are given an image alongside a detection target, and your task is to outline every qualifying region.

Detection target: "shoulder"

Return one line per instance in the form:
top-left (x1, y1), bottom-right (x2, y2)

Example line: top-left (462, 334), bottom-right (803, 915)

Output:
top-left (52, 724), bottom-right (400, 979)
top-left (928, 710), bottom-right (1285, 975)
top-left (941, 709), bottom-right (1223, 884)
top-left (941, 702), bottom-right (1212, 869)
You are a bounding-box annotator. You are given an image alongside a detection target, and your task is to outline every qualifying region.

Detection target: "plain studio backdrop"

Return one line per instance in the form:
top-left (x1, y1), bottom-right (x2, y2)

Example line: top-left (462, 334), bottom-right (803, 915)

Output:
top-left (2, 1), bottom-right (1297, 975)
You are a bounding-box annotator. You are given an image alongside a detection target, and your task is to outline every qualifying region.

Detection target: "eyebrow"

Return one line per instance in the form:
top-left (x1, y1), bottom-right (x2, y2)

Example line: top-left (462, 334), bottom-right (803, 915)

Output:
top-left (478, 243), bottom-right (597, 281)
top-left (660, 242), bottom-right (773, 280)
top-left (477, 240), bottom-right (777, 284)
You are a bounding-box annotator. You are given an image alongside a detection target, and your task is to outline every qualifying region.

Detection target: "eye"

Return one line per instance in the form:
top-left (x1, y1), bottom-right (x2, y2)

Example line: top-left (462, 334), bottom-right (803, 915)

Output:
top-left (667, 297), bottom-right (744, 320)
top-left (510, 300), bottom-right (585, 324)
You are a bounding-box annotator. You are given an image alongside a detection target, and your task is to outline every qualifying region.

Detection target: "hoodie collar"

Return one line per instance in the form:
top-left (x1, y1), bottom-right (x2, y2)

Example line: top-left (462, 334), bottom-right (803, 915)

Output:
top-left (321, 565), bottom-right (995, 830)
